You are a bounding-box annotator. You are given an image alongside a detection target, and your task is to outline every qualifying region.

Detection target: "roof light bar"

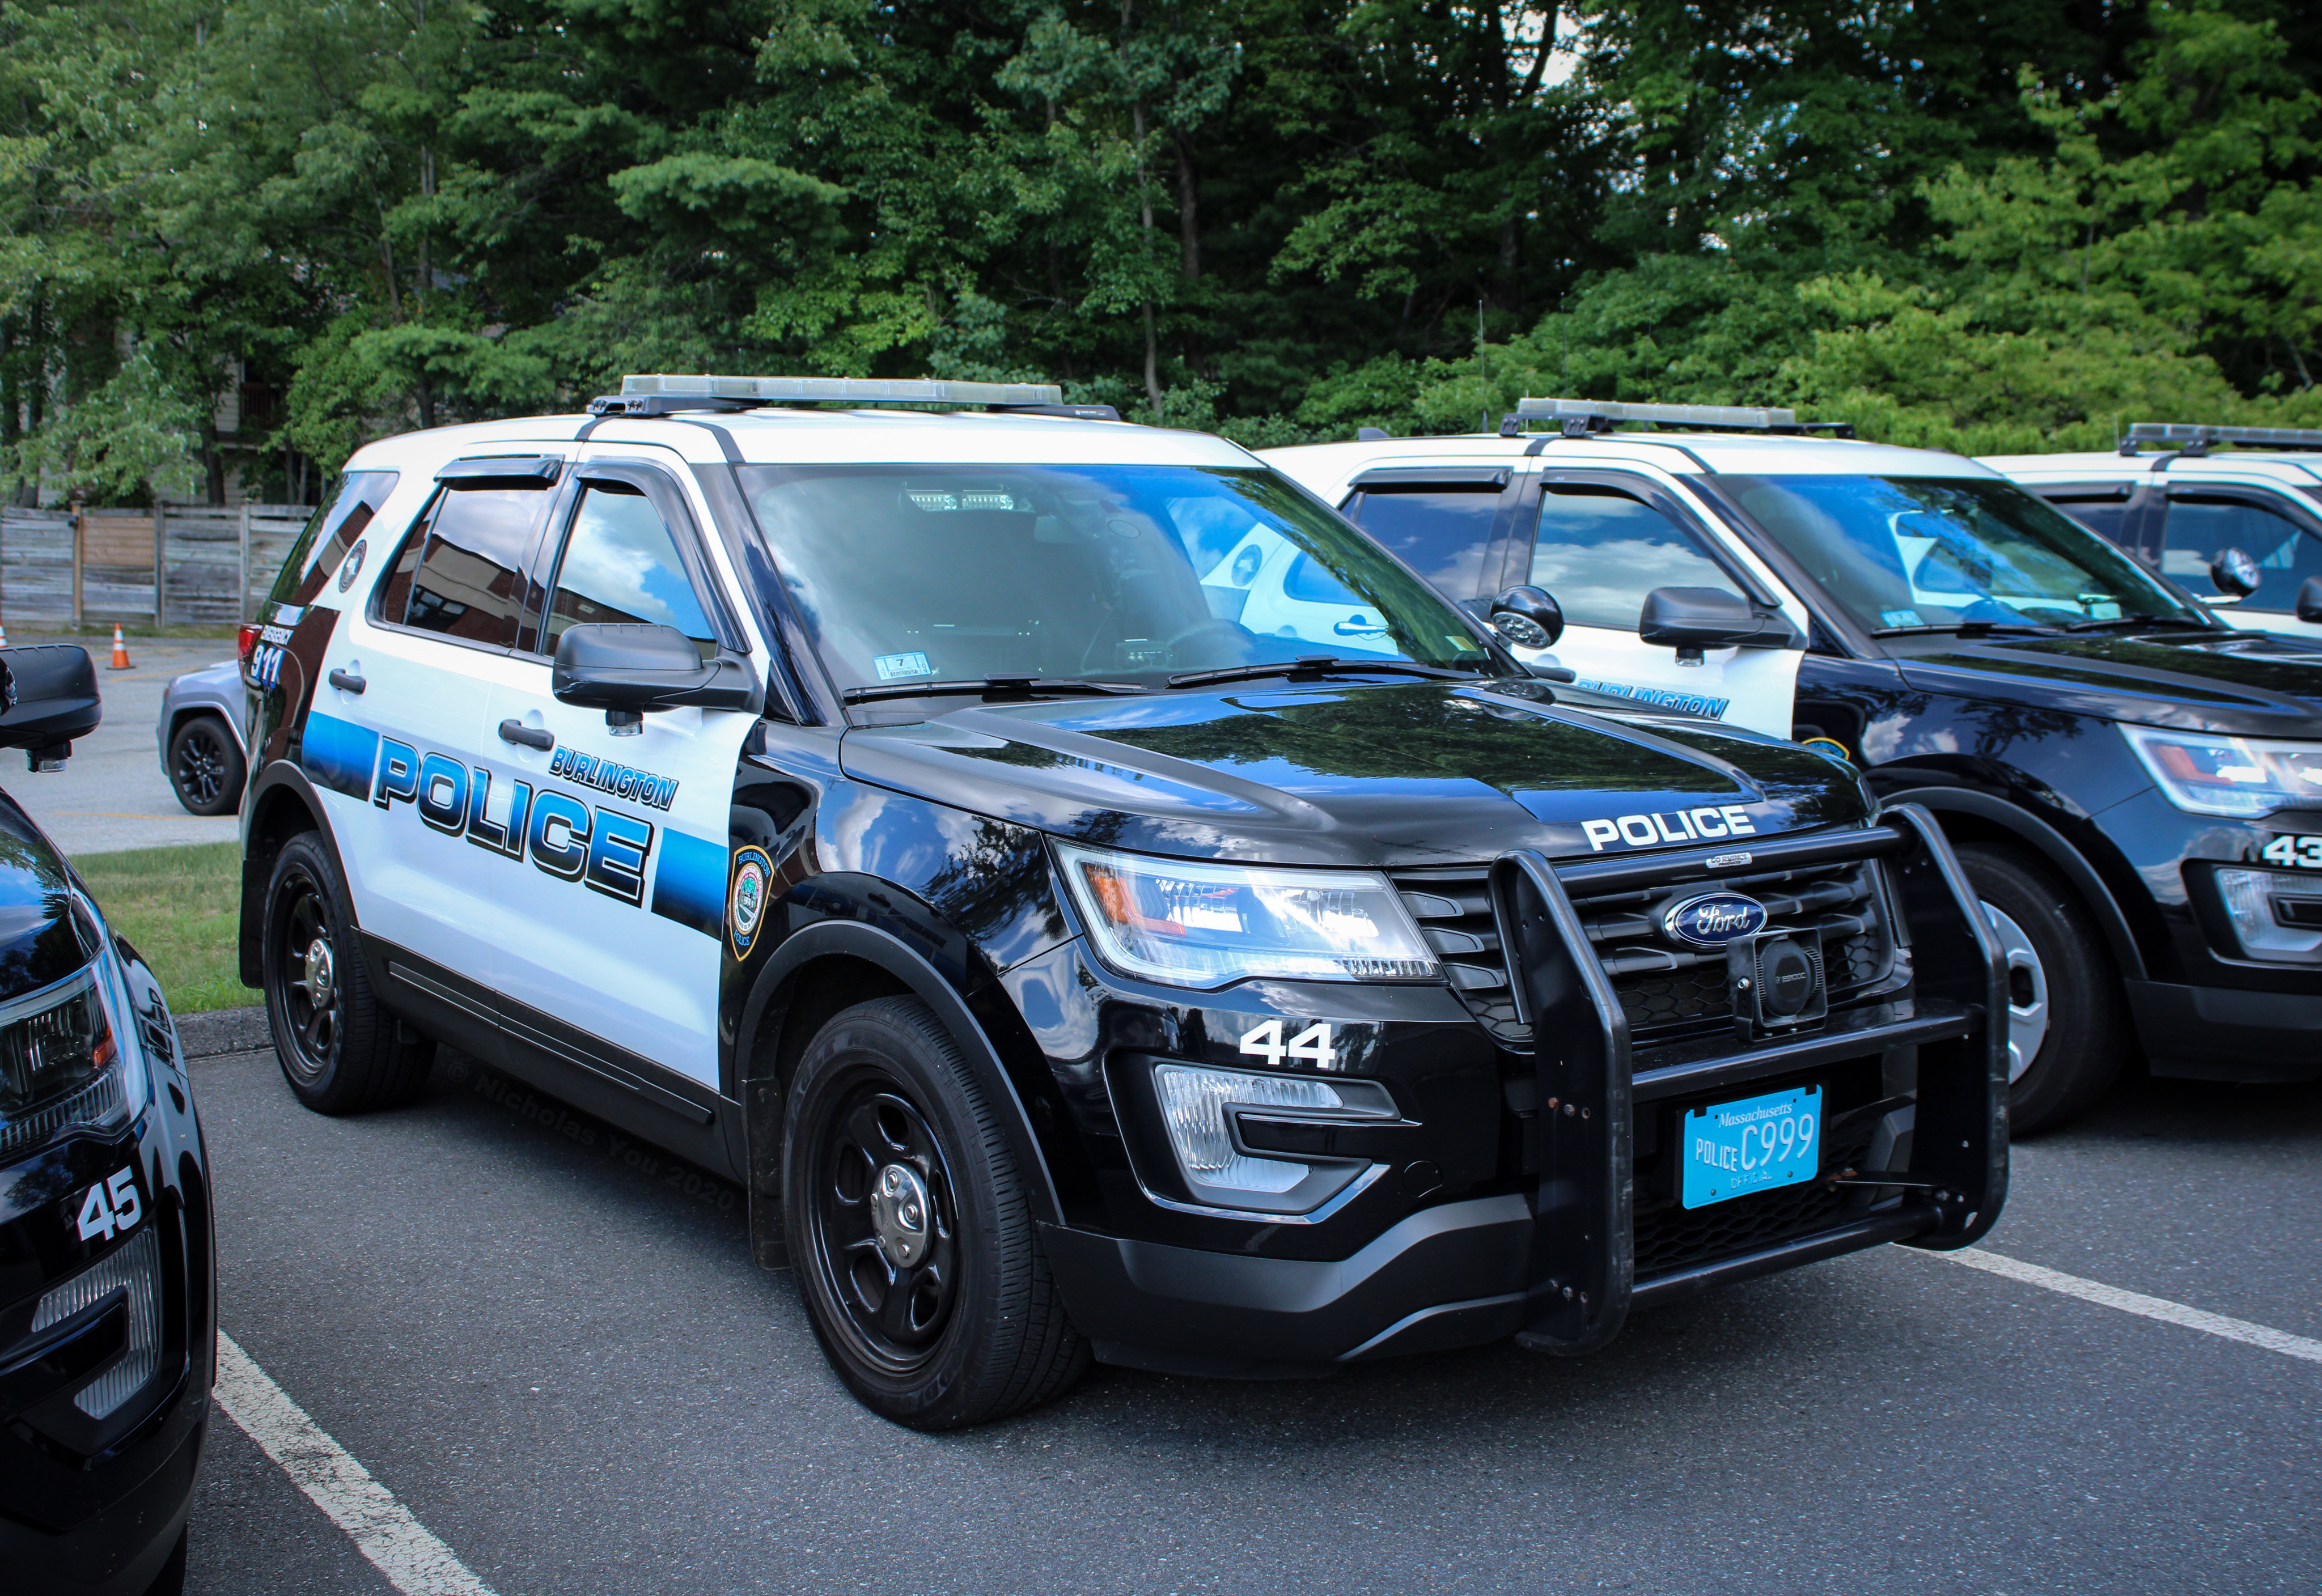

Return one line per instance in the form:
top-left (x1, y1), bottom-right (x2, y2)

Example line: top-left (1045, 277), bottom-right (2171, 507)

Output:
top-left (1515, 397), bottom-right (1800, 430)
top-left (2122, 422), bottom-right (2322, 455)
top-left (624, 373), bottom-right (1063, 406)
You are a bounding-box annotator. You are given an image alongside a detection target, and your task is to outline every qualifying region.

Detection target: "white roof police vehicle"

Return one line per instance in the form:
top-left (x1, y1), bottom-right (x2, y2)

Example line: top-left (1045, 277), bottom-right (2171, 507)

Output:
top-left (1267, 400), bottom-right (2322, 1134)
top-left (236, 376), bottom-right (2003, 1429)
top-left (1984, 423), bottom-right (2322, 640)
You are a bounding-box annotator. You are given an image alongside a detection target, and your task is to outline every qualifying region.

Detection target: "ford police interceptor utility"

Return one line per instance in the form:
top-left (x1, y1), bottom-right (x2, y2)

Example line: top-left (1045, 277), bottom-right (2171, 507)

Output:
top-left (1266, 399), bottom-right (2322, 1134)
top-left (1982, 423), bottom-right (2322, 641)
top-left (0, 646), bottom-right (213, 1596)
top-left (236, 375), bottom-right (2004, 1429)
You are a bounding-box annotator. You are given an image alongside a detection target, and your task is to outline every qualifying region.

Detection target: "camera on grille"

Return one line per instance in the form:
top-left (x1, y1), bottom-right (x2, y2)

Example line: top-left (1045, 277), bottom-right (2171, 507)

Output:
top-left (1726, 930), bottom-right (1828, 1033)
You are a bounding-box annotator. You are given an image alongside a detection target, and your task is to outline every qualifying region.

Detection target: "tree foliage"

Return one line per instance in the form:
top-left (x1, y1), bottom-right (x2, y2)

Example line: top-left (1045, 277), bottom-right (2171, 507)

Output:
top-left (4, 0), bottom-right (2320, 503)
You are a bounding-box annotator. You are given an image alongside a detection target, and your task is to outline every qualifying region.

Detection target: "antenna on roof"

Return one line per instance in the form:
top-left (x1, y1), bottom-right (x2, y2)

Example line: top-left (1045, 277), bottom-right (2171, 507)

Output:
top-left (586, 373), bottom-right (1117, 421)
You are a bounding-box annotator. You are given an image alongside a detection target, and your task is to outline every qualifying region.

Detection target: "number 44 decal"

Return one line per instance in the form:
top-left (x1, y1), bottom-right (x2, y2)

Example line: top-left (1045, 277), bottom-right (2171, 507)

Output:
top-left (77, 1168), bottom-right (142, 1243)
top-left (1239, 1019), bottom-right (1336, 1068)
top-left (2260, 834), bottom-right (2322, 869)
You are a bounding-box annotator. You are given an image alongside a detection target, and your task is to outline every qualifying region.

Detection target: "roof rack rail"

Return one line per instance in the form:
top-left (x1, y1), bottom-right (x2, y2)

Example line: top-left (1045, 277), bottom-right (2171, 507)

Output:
top-left (2119, 422), bottom-right (2322, 457)
top-left (586, 373), bottom-right (1118, 421)
top-left (1498, 397), bottom-right (1854, 440)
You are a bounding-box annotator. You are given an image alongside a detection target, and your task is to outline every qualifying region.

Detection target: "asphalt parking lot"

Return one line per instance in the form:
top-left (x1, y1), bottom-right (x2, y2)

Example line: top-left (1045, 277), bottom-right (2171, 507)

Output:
top-left (180, 1031), bottom-right (2322, 1596)
top-left (5, 636), bottom-right (241, 856)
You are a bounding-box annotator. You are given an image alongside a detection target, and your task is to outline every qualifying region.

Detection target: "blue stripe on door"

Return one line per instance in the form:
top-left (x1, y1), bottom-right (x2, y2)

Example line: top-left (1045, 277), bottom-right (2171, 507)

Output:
top-left (300, 712), bottom-right (379, 800)
top-left (650, 829), bottom-right (728, 939)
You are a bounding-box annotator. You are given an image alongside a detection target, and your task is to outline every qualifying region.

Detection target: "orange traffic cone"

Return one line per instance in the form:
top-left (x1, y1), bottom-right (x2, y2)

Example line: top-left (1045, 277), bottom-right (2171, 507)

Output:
top-left (0, 623), bottom-right (10, 648)
top-left (108, 625), bottom-right (132, 670)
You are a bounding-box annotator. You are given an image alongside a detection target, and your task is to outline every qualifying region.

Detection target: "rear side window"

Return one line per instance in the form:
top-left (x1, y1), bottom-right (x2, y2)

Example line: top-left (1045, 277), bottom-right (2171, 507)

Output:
top-left (542, 483), bottom-right (718, 660)
top-left (374, 485), bottom-right (550, 650)
top-left (1528, 486), bottom-right (1744, 630)
top-left (1341, 487), bottom-right (1502, 598)
top-left (2162, 496), bottom-right (2322, 612)
top-left (270, 471), bottom-right (401, 606)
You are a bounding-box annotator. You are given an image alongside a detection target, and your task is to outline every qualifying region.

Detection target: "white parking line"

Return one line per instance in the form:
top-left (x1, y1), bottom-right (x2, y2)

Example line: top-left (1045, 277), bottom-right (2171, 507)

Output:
top-left (1932, 1248), bottom-right (2322, 1365)
top-left (213, 1332), bottom-right (499, 1596)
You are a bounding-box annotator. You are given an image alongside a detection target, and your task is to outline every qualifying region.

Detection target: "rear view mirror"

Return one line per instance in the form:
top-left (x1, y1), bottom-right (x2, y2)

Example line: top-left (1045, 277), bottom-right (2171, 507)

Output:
top-left (552, 623), bottom-right (758, 733)
top-left (2210, 547), bottom-right (2260, 600)
top-left (1488, 585), bottom-right (1564, 650)
top-left (1638, 587), bottom-right (1777, 663)
top-left (0, 645), bottom-right (101, 770)
top-left (2296, 575), bottom-right (2322, 625)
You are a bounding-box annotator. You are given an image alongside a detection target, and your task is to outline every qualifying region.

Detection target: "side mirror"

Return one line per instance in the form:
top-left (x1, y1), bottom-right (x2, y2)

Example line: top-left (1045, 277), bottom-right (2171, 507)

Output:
top-left (2210, 547), bottom-right (2261, 600)
top-left (0, 645), bottom-right (101, 769)
top-left (1638, 587), bottom-right (1774, 664)
top-left (552, 623), bottom-right (757, 733)
top-left (2296, 575), bottom-right (2322, 625)
top-left (1488, 585), bottom-right (1564, 650)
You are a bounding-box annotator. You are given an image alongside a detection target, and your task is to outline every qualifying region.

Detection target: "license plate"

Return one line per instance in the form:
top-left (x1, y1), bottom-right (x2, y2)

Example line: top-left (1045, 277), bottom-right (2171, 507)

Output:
top-left (1681, 1085), bottom-right (1821, 1209)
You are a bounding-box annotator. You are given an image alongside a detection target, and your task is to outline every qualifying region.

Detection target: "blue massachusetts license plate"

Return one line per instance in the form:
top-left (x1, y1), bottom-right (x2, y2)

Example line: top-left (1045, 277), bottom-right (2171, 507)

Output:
top-left (1681, 1085), bottom-right (1821, 1209)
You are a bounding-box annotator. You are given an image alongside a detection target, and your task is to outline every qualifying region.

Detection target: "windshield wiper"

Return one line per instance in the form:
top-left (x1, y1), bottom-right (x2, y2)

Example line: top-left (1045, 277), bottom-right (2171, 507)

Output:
top-left (1164, 655), bottom-right (1485, 690)
top-left (2057, 613), bottom-right (2218, 633)
top-left (1868, 621), bottom-right (2058, 639)
top-left (842, 674), bottom-right (1149, 705)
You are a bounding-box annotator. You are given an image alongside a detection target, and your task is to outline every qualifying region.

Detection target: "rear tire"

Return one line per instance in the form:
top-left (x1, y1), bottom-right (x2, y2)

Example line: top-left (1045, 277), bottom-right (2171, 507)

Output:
top-left (1957, 843), bottom-right (2124, 1135)
top-left (784, 996), bottom-right (1087, 1429)
top-left (167, 715), bottom-right (244, 816)
top-left (261, 833), bottom-right (433, 1114)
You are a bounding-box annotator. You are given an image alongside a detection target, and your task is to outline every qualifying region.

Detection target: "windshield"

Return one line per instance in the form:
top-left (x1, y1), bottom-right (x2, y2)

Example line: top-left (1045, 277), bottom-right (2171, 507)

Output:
top-left (736, 464), bottom-right (1497, 702)
top-left (1715, 475), bottom-right (2209, 633)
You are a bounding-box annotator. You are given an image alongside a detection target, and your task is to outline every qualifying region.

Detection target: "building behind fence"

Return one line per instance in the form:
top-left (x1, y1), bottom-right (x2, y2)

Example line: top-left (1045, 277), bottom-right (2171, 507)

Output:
top-left (0, 504), bottom-right (312, 628)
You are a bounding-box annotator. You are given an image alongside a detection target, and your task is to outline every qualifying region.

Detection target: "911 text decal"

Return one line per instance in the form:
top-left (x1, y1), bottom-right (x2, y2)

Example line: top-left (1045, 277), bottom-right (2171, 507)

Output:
top-left (1582, 805), bottom-right (1761, 852)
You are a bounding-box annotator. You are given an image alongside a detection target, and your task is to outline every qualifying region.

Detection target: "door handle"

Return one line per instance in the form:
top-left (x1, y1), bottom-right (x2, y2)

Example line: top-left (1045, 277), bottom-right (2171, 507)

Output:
top-left (328, 670), bottom-right (366, 694)
top-left (498, 720), bottom-right (554, 752)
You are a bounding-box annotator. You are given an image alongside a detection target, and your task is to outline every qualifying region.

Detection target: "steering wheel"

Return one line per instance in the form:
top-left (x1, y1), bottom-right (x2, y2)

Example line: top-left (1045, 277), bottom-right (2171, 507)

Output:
top-left (1162, 618), bottom-right (1255, 668)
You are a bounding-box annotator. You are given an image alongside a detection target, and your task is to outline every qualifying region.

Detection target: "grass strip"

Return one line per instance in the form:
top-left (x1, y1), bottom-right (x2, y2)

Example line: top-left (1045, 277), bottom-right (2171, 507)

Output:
top-left (74, 841), bottom-right (255, 1013)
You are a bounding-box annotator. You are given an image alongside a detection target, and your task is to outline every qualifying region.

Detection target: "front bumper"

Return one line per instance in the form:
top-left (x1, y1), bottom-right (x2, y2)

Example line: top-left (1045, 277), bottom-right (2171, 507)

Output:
top-left (1039, 807), bottom-right (2008, 1370)
top-left (2127, 979), bottom-right (2322, 1081)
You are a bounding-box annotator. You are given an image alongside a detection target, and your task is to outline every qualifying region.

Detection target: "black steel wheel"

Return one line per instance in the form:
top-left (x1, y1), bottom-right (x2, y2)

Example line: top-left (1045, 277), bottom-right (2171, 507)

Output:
top-left (261, 833), bottom-right (432, 1114)
top-left (167, 715), bottom-right (244, 816)
top-left (784, 996), bottom-right (1087, 1429)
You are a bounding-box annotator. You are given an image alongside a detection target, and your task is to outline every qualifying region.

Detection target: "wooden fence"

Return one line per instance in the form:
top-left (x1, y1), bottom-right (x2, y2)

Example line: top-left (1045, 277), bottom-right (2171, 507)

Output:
top-left (0, 504), bottom-right (312, 627)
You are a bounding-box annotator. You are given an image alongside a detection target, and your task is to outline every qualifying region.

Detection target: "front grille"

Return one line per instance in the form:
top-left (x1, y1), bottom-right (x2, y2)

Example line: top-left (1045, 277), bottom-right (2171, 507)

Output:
top-left (1389, 852), bottom-right (1899, 1049)
top-left (1632, 1138), bottom-right (1871, 1279)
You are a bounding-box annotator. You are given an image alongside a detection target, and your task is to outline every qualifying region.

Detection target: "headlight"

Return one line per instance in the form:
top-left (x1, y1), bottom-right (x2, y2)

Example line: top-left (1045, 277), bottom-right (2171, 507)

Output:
top-left (2121, 725), bottom-right (2322, 818)
top-left (1055, 843), bottom-right (1440, 987)
top-left (0, 956), bottom-right (149, 1158)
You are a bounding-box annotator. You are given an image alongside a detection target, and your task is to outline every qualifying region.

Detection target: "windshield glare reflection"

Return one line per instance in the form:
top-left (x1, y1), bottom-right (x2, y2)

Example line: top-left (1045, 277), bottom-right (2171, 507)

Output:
top-left (738, 465), bottom-right (1496, 702)
top-left (1719, 475), bottom-right (2206, 634)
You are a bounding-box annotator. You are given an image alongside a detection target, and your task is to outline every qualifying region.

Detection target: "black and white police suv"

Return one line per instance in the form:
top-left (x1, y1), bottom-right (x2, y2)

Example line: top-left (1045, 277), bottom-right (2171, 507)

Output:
top-left (0, 647), bottom-right (213, 1596)
top-left (238, 375), bottom-right (2005, 1429)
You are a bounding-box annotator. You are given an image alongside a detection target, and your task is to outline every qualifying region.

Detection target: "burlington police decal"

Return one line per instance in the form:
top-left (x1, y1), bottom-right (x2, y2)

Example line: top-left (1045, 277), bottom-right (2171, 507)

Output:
top-left (729, 846), bottom-right (773, 957)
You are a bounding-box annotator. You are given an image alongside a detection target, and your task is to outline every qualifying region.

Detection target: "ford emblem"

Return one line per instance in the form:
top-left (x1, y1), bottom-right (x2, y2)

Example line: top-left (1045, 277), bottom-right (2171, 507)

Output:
top-left (1660, 892), bottom-right (1768, 949)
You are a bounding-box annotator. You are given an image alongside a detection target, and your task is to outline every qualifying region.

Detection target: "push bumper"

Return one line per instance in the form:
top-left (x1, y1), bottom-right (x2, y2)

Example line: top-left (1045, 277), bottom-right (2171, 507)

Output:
top-left (2128, 979), bottom-right (2322, 1082)
top-left (1048, 807), bottom-right (2009, 1372)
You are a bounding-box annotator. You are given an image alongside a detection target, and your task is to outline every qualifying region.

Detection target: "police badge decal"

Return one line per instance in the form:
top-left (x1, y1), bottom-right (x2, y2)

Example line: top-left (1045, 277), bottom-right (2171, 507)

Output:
top-left (728, 846), bottom-right (775, 957)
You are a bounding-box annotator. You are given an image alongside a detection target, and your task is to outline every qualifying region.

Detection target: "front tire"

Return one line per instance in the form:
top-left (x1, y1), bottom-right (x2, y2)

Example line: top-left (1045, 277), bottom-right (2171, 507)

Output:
top-left (1957, 843), bottom-right (2124, 1135)
top-left (784, 996), bottom-right (1087, 1429)
top-left (167, 715), bottom-right (244, 816)
top-left (262, 833), bottom-right (433, 1114)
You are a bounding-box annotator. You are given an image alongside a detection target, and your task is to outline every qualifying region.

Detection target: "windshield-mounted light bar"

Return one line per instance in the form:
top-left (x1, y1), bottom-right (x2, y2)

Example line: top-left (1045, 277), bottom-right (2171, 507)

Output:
top-left (1501, 397), bottom-right (1854, 440)
top-left (2121, 422), bottom-right (2322, 456)
top-left (587, 373), bottom-right (1084, 418)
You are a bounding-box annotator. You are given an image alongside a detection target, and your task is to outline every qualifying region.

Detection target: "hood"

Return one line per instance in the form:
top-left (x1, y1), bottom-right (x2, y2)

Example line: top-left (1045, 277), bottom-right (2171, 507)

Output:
top-left (0, 794), bottom-right (95, 1003)
top-left (1893, 627), bottom-right (2322, 737)
top-left (838, 681), bottom-right (1869, 868)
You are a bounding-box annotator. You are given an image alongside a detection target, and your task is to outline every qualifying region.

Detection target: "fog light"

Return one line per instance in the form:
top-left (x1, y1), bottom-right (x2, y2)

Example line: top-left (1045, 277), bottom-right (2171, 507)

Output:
top-left (2215, 867), bottom-right (2322, 957)
top-left (1152, 1062), bottom-right (1394, 1208)
top-left (32, 1226), bottom-right (162, 1419)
